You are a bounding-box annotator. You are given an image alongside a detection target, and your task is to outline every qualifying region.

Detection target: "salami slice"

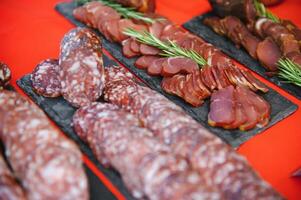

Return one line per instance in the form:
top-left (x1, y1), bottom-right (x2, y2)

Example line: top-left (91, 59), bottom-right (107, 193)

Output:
top-left (0, 61), bottom-right (11, 90)
top-left (0, 91), bottom-right (89, 200)
top-left (31, 59), bottom-right (61, 97)
top-left (60, 27), bottom-right (102, 63)
top-left (59, 28), bottom-right (105, 107)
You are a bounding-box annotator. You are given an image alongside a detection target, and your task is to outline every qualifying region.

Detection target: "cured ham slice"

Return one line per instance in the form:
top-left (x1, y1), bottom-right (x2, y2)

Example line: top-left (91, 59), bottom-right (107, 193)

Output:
top-left (130, 39), bottom-right (141, 53)
top-left (122, 38), bottom-right (140, 58)
top-left (147, 58), bottom-right (166, 76)
top-left (135, 55), bottom-right (160, 69)
top-left (208, 85), bottom-right (235, 127)
top-left (183, 74), bottom-right (205, 107)
top-left (208, 85), bottom-right (270, 130)
top-left (255, 18), bottom-right (300, 56)
top-left (256, 37), bottom-right (281, 71)
top-left (236, 86), bottom-right (260, 130)
top-left (204, 16), bottom-right (260, 59)
top-left (161, 72), bottom-right (210, 107)
top-left (161, 57), bottom-right (199, 77)
top-left (140, 44), bottom-right (160, 55)
top-left (243, 87), bottom-right (271, 127)
top-left (200, 65), bottom-right (218, 91)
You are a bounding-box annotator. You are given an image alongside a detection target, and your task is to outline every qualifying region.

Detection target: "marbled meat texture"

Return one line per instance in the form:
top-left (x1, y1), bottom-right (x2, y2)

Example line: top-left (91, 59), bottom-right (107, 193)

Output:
top-left (208, 85), bottom-right (270, 130)
top-left (0, 90), bottom-right (89, 200)
top-left (31, 59), bottom-right (61, 98)
top-left (59, 27), bottom-right (105, 107)
top-left (73, 102), bottom-right (222, 200)
top-left (255, 17), bottom-right (301, 67)
top-left (204, 16), bottom-right (281, 72)
top-left (103, 65), bottom-right (283, 200)
top-left (0, 153), bottom-right (26, 200)
top-left (73, 2), bottom-right (270, 107)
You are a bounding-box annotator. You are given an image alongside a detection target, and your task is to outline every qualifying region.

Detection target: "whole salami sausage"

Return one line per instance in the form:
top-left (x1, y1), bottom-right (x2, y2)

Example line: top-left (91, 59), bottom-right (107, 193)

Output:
top-left (0, 90), bottom-right (89, 200)
top-left (73, 102), bottom-right (222, 200)
top-left (0, 153), bottom-right (26, 200)
top-left (103, 65), bottom-right (283, 200)
top-left (59, 28), bottom-right (105, 107)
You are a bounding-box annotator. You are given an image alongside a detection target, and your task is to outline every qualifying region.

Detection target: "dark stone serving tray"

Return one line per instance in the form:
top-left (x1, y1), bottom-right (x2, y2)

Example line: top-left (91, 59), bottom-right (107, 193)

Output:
top-left (183, 12), bottom-right (301, 100)
top-left (54, 2), bottom-right (298, 147)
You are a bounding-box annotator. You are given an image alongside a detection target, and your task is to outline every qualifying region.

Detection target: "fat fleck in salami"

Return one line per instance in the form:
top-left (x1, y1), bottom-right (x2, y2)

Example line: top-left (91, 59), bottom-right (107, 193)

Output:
top-left (0, 90), bottom-right (89, 200)
top-left (0, 61), bottom-right (11, 90)
top-left (59, 28), bottom-right (105, 107)
top-left (31, 59), bottom-right (61, 97)
top-left (103, 66), bottom-right (283, 200)
top-left (73, 102), bottom-right (222, 199)
top-left (0, 152), bottom-right (26, 200)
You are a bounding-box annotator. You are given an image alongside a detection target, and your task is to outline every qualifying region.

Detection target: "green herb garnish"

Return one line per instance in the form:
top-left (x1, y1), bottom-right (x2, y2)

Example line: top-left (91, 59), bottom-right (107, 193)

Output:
top-left (123, 28), bottom-right (207, 66)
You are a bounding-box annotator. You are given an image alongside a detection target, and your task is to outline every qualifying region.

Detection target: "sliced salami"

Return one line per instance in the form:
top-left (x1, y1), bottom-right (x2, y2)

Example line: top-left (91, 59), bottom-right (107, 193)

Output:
top-left (72, 102), bottom-right (221, 200)
top-left (0, 91), bottom-right (89, 200)
top-left (103, 66), bottom-right (283, 200)
top-left (31, 59), bottom-right (61, 97)
top-left (60, 27), bottom-right (102, 63)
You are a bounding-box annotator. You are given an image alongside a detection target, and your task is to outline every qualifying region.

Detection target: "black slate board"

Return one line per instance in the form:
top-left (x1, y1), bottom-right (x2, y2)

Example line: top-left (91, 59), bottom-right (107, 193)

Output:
top-left (55, 2), bottom-right (298, 147)
top-left (17, 55), bottom-right (134, 200)
top-left (183, 12), bottom-right (301, 100)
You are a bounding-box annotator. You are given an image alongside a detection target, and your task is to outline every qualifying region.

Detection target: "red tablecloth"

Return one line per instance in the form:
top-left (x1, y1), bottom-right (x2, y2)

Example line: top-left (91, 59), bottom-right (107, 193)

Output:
top-left (0, 0), bottom-right (300, 199)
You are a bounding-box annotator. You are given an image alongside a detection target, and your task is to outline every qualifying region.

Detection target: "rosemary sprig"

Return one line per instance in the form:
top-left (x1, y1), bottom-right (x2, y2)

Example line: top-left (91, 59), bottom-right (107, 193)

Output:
top-left (278, 58), bottom-right (301, 87)
top-left (254, 0), bottom-right (280, 23)
top-left (74, 0), bottom-right (155, 24)
top-left (123, 28), bottom-right (207, 66)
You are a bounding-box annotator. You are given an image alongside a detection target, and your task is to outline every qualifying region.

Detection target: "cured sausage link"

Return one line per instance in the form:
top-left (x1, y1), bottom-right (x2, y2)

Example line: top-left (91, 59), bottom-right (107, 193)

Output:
top-left (0, 90), bottom-right (89, 200)
top-left (103, 66), bottom-right (283, 200)
top-left (59, 27), bottom-right (105, 107)
top-left (0, 153), bottom-right (26, 200)
top-left (73, 102), bottom-right (222, 200)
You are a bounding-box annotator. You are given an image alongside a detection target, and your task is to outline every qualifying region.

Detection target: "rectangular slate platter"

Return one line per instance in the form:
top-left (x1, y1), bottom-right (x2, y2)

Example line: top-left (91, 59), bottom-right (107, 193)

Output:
top-left (183, 12), bottom-right (301, 100)
top-left (55, 2), bottom-right (298, 147)
top-left (17, 58), bottom-right (135, 200)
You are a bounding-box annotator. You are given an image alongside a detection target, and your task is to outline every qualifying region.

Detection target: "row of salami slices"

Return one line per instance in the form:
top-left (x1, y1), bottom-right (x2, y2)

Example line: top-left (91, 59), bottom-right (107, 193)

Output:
top-left (0, 90), bottom-right (89, 199)
top-left (73, 102), bottom-right (222, 200)
top-left (83, 65), bottom-right (282, 200)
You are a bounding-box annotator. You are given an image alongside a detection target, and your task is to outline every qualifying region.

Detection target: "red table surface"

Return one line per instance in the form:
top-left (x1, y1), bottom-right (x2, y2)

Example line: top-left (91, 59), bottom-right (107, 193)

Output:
top-left (0, 0), bottom-right (300, 199)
